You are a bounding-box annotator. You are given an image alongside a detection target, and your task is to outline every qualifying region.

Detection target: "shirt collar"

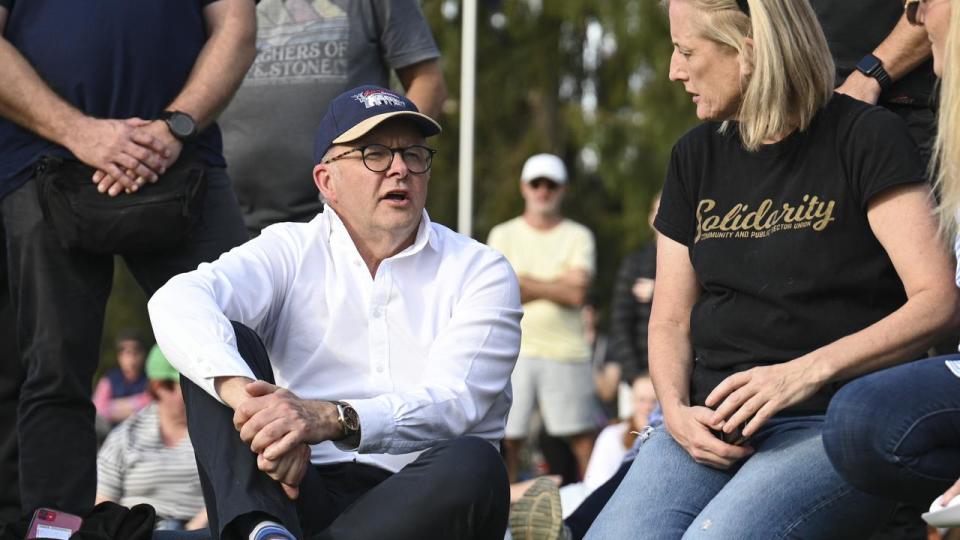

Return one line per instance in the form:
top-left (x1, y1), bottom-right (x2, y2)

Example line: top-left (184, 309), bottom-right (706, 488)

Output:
top-left (322, 207), bottom-right (438, 260)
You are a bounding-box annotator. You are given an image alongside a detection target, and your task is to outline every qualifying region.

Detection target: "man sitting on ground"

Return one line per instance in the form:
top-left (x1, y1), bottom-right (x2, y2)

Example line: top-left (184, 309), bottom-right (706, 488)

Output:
top-left (148, 85), bottom-right (522, 540)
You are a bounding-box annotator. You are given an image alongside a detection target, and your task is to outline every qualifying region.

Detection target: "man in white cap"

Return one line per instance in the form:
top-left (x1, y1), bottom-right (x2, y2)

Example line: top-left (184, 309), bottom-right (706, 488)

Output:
top-left (148, 85), bottom-right (521, 540)
top-left (487, 153), bottom-right (597, 484)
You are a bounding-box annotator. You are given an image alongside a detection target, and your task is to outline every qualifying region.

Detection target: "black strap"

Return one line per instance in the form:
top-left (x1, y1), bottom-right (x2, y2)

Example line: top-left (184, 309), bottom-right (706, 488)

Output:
top-left (736, 0), bottom-right (750, 16)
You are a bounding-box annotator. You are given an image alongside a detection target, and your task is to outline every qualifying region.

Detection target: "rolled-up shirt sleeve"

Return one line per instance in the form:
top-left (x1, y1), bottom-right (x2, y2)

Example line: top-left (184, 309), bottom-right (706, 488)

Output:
top-left (147, 226), bottom-right (297, 403)
top-left (344, 253), bottom-right (522, 454)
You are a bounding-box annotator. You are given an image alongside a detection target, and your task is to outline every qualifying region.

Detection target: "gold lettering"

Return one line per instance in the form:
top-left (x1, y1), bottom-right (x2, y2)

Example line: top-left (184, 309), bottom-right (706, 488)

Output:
top-left (812, 200), bottom-right (836, 231)
top-left (695, 199), bottom-right (716, 243)
top-left (694, 195), bottom-right (837, 241)
top-left (720, 203), bottom-right (746, 231)
top-left (742, 199), bottom-right (772, 230)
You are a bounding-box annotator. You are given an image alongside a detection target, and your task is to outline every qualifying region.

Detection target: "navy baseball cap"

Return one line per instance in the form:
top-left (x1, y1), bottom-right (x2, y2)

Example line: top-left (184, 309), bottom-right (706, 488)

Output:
top-left (313, 85), bottom-right (442, 163)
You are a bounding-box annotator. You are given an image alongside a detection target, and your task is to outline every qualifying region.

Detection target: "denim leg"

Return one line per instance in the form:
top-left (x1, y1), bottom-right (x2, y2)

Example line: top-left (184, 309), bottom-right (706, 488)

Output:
top-left (1, 180), bottom-right (114, 517)
top-left (682, 418), bottom-right (891, 539)
top-left (823, 357), bottom-right (960, 508)
top-left (584, 426), bottom-right (734, 539)
top-left (565, 458), bottom-right (632, 539)
top-left (585, 418), bottom-right (892, 539)
top-left (124, 167), bottom-right (248, 295)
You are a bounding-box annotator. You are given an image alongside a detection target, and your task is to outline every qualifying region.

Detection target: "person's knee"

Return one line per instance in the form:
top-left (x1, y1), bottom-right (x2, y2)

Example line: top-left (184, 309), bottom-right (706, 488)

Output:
top-left (435, 436), bottom-right (509, 504)
top-left (229, 321), bottom-right (273, 380)
top-left (823, 379), bottom-right (895, 492)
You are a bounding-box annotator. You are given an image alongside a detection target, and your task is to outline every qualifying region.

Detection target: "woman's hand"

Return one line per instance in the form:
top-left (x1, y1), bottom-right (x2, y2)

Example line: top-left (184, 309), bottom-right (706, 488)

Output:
top-left (705, 357), bottom-right (825, 438)
top-left (940, 476), bottom-right (960, 507)
top-left (664, 404), bottom-right (753, 469)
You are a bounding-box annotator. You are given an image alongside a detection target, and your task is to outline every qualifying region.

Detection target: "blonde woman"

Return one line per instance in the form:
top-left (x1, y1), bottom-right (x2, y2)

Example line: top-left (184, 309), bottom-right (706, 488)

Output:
top-left (585, 0), bottom-right (959, 537)
top-left (823, 0), bottom-right (960, 517)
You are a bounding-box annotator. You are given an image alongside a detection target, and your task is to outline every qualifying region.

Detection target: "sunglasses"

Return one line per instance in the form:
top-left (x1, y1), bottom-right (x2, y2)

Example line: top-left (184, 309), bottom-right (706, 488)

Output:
top-left (528, 178), bottom-right (561, 191)
top-left (904, 0), bottom-right (937, 25)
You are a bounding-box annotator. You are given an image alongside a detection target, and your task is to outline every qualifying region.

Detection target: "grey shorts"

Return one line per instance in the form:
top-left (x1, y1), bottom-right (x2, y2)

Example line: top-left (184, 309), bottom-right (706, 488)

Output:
top-left (505, 355), bottom-right (597, 438)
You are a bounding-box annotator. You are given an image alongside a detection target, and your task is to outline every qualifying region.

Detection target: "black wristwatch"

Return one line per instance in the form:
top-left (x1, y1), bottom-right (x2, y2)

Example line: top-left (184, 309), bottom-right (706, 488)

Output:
top-left (854, 53), bottom-right (893, 92)
top-left (334, 401), bottom-right (361, 442)
top-left (160, 110), bottom-right (198, 142)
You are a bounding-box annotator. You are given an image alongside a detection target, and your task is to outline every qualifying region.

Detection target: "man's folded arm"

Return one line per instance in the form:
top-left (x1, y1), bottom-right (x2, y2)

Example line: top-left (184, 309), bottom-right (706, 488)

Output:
top-left (148, 229), bottom-right (296, 404)
top-left (344, 254), bottom-right (522, 454)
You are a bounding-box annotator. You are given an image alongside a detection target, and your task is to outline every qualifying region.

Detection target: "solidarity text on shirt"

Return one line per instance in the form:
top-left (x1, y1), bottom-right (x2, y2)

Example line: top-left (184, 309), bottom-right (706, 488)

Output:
top-left (695, 195), bottom-right (837, 243)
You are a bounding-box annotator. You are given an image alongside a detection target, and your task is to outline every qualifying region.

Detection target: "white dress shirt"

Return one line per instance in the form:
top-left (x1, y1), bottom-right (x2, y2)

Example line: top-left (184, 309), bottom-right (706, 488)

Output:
top-left (148, 208), bottom-right (522, 472)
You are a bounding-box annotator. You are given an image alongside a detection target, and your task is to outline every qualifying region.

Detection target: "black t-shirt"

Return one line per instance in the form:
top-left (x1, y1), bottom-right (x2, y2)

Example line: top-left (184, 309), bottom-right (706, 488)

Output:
top-left (0, 0), bottom-right (226, 200)
top-left (810, 0), bottom-right (936, 107)
top-left (654, 94), bottom-right (923, 415)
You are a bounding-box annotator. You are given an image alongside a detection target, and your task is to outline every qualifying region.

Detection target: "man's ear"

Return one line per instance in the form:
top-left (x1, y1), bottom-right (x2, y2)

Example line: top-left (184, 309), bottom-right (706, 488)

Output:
top-left (314, 163), bottom-right (337, 204)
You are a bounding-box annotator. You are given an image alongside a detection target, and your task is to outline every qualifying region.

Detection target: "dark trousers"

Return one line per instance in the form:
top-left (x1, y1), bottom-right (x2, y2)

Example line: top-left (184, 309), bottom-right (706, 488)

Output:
top-left (0, 169), bottom-right (247, 518)
top-left (181, 322), bottom-right (510, 540)
top-left (0, 215), bottom-right (22, 524)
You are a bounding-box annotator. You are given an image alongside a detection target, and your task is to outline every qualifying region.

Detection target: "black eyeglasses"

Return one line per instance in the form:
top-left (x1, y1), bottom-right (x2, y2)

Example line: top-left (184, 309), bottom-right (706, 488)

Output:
top-left (528, 178), bottom-right (561, 191)
top-left (323, 144), bottom-right (436, 174)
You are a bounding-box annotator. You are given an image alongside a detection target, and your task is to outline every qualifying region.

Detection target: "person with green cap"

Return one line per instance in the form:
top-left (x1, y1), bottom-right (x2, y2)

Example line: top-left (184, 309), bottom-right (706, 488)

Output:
top-left (95, 345), bottom-right (208, 532)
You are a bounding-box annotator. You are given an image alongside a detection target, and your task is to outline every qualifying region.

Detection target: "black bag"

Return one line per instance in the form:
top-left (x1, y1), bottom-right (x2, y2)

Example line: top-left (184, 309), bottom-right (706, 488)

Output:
top-left (36, 154), bottom-right (208, 254)
top-left (68, 501), bottom-right (156, 540)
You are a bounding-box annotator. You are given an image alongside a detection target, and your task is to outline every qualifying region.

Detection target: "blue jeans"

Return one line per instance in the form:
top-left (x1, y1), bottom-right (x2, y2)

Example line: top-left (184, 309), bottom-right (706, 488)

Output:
top-left (584, 416), bottom-right (893, 539)
top-left (823, 356), bottom-right (960, 508)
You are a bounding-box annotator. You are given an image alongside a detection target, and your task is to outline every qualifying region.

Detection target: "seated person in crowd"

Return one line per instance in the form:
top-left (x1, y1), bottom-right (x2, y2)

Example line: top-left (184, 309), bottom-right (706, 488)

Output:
top-left (93, 332), bottom-right (151, 438)
top-left (580, 376), bottom-right (657, 496)
top-left (823, 0), bottom-right (960, 521)
top-left (585, 0), bottom-right (958, 538)
top-left (96, 346), bottom-right (207, 531)
top-left (148, 86), bottom-right (522, 540)
top-left (509, 378), bottom-right (661, 540)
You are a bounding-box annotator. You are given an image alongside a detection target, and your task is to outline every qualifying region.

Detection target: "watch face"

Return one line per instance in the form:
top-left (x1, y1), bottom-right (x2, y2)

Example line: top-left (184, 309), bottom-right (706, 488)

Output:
top-left (169, 113), bottom-right (195, 138)
top-left (856, 54), bottom-right (881, 75)
top-left (343, 406), bottom-right (360, 431)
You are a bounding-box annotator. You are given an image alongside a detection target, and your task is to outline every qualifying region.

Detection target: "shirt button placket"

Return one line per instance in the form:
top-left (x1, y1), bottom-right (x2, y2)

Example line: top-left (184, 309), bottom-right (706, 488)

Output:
top-left (370, 267), bottom-right (390, 383)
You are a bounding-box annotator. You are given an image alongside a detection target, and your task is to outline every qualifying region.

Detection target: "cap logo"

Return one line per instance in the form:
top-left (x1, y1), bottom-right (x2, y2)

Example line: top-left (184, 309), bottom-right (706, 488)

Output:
top-left (352, 89), bottom-right (405, 109)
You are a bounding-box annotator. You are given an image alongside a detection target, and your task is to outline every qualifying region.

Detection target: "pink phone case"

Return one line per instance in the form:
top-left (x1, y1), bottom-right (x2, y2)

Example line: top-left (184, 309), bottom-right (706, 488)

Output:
top-left (27, 508), bottom-right (83, 539)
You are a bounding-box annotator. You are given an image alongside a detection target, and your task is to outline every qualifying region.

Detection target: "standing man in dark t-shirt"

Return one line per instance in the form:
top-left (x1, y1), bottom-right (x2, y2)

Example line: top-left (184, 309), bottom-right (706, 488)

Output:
top-left (220, 0), bottom-right (447, 236)
top-left (0, 0), bottom-right (255, 522)
top-left (812, 2), bottom-right (937, 169)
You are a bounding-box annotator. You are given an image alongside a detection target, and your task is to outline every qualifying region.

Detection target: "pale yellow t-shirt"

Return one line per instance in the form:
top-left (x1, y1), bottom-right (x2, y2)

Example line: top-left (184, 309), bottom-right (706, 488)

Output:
top-left (487, 217), bottom-right (595, 361)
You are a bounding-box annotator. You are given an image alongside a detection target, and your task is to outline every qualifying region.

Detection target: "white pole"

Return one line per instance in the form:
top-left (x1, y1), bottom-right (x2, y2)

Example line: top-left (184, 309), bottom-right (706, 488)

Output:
top-left (458, 0), bottom-right (477, 237)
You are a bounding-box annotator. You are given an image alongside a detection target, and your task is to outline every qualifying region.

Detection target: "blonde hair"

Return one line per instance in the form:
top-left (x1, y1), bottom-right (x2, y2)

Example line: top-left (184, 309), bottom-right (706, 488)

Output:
top-left (664, 0), bottom-right (835, 150)
top-left (933, 4), bottom-right (960, 239)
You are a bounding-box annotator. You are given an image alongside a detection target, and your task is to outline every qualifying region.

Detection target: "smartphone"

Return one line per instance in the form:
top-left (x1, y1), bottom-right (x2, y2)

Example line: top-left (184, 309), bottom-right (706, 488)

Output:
top-left (712, 425), bottom-right (747, 446)
top-left (26, 508), bottom-right (83, 539)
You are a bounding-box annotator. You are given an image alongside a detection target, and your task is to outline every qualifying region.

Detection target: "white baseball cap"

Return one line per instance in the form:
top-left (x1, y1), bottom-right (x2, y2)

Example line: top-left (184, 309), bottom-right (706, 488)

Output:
top-left (521, 153), bottom-right (567, 184)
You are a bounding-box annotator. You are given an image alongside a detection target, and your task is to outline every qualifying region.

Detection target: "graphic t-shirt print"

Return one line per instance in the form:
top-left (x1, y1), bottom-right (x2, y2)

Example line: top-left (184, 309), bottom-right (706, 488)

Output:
top-left (694, 194), bottom-right (837, 242)
top-left (248, 0), bottom-right (349, 86)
